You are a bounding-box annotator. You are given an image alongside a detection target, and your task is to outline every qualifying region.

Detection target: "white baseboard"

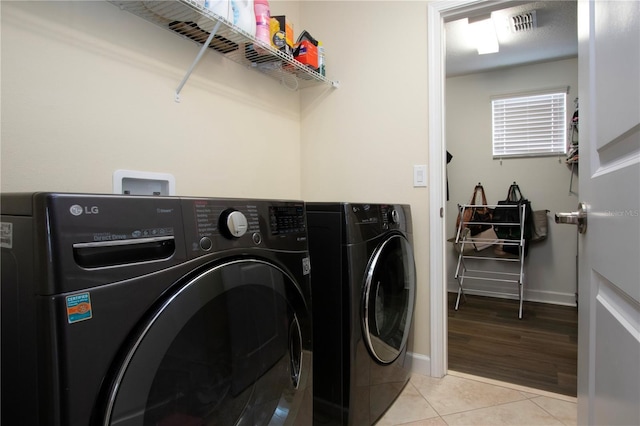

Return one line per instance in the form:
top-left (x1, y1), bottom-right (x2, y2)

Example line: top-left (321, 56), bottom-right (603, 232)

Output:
top-left (406, 351), bottom-right (432, 377)
top-left (447, 283), bottom-right (577, 307)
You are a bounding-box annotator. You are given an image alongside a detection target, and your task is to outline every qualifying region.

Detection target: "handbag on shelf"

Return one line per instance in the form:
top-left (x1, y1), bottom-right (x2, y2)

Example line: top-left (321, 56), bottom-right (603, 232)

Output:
top-left (456, 183), bottom-right (493, 236)
top-left (492, 182), bottom-right (534, 255)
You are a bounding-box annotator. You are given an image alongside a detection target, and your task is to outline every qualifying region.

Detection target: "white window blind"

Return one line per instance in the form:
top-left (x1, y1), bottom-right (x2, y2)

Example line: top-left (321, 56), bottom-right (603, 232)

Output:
top-left (492, 91), bottom-right (567, 157)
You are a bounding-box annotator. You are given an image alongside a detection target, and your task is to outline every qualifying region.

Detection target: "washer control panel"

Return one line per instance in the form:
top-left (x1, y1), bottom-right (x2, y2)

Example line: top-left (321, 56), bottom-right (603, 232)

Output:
top-left (269, 205), bottom-right (306, 235)
top-left (184, 198), bottom-right (307, 256)
top-left (190, 200), bottom-right (260, 243)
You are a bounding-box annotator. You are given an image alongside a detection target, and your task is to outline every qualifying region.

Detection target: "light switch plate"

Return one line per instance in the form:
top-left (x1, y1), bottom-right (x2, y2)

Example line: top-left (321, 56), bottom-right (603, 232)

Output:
top-left (413, 165), bottom-right (427, 187)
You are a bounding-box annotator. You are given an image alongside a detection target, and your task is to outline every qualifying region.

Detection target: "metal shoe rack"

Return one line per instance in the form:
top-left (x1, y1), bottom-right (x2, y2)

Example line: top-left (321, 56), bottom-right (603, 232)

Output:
top-left (108, 0), bottom-right (339, 99)
top-left (453, 203), bottom-right (527, 319)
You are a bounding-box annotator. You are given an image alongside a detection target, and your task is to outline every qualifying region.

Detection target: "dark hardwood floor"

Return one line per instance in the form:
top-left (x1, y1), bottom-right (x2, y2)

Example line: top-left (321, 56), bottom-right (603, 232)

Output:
top-left (448, 292), bottom-right (578, 396)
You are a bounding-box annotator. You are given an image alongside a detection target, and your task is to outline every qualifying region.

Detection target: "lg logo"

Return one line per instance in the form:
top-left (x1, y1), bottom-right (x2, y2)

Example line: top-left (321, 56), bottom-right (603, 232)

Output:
top-left (70, 204), bottom-right (99, 216)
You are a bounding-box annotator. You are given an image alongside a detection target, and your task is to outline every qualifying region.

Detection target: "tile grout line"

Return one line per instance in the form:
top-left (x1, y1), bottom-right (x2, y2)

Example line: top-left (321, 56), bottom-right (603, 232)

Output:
top-left (447, 370), bottom-right (577, 403)
top-left (401, 372), bottom-right (576, 426)
top-left (528, 397), bottom-right (576, 426)
top-left (406, 391), bottom-right (570, 426)
top-left (387, 372), bottom-right (577, 426)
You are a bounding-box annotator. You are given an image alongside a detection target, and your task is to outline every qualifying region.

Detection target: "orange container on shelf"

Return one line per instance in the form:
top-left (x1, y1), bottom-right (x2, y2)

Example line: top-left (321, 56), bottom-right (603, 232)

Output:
top-left (271, 15), bottom-right (293, 48)
top-left (294, 40), bottom-right (318, 69)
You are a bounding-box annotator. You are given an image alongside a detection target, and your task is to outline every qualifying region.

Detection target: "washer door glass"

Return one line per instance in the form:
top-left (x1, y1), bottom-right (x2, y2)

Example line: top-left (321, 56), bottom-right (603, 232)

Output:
top-left (362, 234), bottom-right (416, 364)
top-left (102, 260), bottom-right (311, 426)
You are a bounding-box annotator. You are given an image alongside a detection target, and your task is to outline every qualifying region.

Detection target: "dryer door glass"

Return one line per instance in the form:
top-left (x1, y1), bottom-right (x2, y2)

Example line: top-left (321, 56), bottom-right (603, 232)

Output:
top-left (101, 260), bottom-right (311, 426)
top-left (362, 234), bottom-right (416, 364)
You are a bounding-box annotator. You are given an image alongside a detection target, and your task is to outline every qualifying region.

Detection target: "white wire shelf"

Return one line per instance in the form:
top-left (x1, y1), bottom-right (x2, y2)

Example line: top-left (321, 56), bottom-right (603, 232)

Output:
top-left (108, 0), bottom-right (339, 96)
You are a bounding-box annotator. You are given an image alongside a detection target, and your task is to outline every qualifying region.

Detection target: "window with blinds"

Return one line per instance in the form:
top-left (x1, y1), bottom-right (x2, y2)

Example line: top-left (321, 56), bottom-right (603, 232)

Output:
top-left (492, 90), bottom-right (567, 158)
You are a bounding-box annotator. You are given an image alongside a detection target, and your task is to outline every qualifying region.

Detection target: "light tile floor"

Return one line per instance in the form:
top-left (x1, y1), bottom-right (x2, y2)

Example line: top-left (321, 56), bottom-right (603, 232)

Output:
top-left (376, 371), bottom-right (577, 426)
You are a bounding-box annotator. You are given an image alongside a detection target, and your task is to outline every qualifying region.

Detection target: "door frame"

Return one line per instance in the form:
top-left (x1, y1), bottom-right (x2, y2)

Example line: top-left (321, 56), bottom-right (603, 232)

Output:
top-left (427, 0), bottom-right (516, 378)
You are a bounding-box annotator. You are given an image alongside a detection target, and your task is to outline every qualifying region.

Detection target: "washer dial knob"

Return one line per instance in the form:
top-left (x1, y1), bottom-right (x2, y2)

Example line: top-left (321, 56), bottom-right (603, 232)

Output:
top-left (220, 209), bottom-right (248, 238)
top-left (389, 209), bottom-right (400, 224)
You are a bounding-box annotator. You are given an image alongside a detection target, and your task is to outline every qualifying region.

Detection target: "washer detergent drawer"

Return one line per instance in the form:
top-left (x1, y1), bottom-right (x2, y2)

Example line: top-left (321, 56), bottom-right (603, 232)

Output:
top-left (100, 259), bottom-right (312, 426)
top-left (73, 237), bottom-right (176, 268)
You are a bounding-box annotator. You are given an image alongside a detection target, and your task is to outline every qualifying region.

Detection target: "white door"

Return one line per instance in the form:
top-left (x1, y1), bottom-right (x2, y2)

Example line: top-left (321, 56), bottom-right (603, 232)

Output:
top-left (574, 1), bottom-right (640, 425)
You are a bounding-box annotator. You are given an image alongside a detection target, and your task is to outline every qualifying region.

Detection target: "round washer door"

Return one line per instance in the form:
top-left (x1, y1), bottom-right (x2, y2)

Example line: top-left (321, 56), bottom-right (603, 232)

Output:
top-left (362, 233), bottom-right (416, 364)
top-left (101, 259), bottom-right (311, 426)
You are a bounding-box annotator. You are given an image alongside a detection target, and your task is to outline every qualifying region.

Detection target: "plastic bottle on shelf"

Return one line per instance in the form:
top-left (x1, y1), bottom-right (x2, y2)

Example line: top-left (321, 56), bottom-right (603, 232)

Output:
top-left (231, 0), bottom-right (256, 37)
top-left (198, 0), bottom-right (230, 32)
top-left (203, 0), bottom-right (230, 21)
top-left (317, 41), bottom-right (325, 76)
top-left (253, 0), bottom-right (271, 49)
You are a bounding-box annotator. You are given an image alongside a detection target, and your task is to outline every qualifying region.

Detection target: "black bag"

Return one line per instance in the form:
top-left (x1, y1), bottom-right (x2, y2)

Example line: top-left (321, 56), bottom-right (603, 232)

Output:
top-left (492, 183), bottom-right (533, 255)
top-left (456, 183), bottom-right (493, 236)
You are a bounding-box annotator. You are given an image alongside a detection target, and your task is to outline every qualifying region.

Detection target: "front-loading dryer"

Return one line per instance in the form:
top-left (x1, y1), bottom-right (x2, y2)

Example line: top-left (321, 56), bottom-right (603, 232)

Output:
top-left (306, 203), bottom-right (416, 425)
top-left (1, 193), bottom-right (312, 426)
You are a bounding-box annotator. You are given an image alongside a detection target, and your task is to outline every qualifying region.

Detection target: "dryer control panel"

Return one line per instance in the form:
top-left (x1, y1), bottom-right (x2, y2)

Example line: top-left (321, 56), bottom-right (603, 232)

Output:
top-left (343, 203), bottom-right (412, 243)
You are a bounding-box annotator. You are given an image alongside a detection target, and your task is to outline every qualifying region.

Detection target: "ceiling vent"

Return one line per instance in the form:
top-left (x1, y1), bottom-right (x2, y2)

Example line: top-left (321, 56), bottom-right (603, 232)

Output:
top-left (510, 10), bottom-right (537, 32)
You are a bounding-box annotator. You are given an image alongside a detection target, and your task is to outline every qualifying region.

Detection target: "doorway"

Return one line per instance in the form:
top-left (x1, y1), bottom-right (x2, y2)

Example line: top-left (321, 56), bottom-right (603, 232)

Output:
top-left (427, 1), bottom-right (579, 395)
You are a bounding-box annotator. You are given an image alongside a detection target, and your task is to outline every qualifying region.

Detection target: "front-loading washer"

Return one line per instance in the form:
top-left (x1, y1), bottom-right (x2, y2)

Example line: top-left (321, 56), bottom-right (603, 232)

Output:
top-left (1, 192), bottom-right (312, 426)
top-left (306, 202), bottom-right (416, 425)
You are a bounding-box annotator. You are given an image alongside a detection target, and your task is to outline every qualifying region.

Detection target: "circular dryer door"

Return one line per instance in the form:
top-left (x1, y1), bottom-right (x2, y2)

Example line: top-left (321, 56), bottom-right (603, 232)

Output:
top-left (362, 234), bottom-right (416, 364)
top-left (101, 259), bottom-right (311, 426)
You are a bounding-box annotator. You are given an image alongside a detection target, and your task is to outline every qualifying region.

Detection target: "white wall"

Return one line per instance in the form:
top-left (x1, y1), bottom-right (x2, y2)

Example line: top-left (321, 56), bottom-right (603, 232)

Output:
top-left (298, 1), bottom-right (431, 357)
top-left (446, 58), bottom-right (580, 306)
top-left (1, 1), bottom-right (302, 199)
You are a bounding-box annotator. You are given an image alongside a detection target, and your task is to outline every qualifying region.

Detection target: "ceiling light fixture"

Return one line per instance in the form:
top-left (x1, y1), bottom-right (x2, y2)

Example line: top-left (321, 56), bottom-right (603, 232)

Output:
top-left (468, 14), bottom-right (499, 55)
